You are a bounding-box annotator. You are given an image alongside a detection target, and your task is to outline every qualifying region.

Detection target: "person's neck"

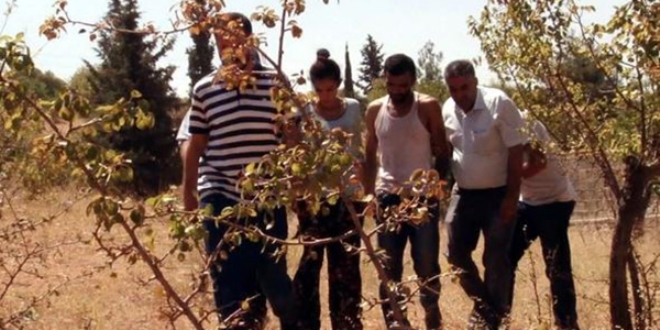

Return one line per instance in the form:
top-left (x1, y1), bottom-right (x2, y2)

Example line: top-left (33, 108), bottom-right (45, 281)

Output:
top-left (389, 92), bottom-right (415, 114)
top-left (315, 97), bottom-right (345, 120)
top-left (461, 97), bottom-right (478, 114)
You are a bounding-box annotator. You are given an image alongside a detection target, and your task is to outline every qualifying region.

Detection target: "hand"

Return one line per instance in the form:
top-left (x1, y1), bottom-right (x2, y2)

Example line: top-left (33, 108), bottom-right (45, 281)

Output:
top-left (527, 148), bottom-right (546, 168)
top-left (183, 190), bottom-right (199, 211)
top-left (500, 195), bottom-right (518, 224)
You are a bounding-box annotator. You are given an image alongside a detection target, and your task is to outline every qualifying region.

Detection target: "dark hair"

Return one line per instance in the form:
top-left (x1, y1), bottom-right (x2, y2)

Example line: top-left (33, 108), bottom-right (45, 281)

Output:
top-left (309, 49), bottom-right (341, 83)
top-left (384, 54), bottom-right (417, 79)
top-left (222, 12), bottom-right (253, 35)
top-left (444, 60), bottom-right (475, 79)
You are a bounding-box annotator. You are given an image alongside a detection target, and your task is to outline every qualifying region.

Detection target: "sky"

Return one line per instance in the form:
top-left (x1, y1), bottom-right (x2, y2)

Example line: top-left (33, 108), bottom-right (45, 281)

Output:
top-left (3, 0), bottom-right (623, 97)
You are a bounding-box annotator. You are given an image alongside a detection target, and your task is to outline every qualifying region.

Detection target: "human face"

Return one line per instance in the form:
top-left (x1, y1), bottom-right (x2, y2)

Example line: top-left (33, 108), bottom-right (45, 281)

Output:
top-left (446, 75), bottom-right (479, 112)
top-left (385, 72), bottom-right (415, 105)
top-left (313, 78), bottom-right (340, 108)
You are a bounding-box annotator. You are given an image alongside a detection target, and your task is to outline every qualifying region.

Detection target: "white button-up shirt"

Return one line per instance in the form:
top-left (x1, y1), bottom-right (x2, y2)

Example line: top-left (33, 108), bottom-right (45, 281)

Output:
top-left (442, 87), bottom-right (526, 189)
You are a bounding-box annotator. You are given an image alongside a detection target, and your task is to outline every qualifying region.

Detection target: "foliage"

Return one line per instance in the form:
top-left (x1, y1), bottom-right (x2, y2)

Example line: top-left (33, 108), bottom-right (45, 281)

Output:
top-left (22, 0), bottom-right (451, 328)
top-left (343, 44), bottom-right (356, 98)
top-left (357, 34), bottom-right (384, 94)
top-left (470, 1), bottom-right (660, 328)
top-left (415, 40), bottom-right (447, 102)
top-left (186, 0), bottom-right (216, 90)
top-left (85, 0), bottom-right (180, 195)
top-left (68, 65), bottom-right (95, 100)
top-left (366, 41), bottom-right (447, 103)
top-left (13, 67), bottom-right (66, 101)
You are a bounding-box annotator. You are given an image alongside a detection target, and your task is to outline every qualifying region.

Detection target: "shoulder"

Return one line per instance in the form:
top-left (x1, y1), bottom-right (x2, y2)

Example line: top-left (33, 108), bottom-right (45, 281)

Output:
top-left (253, 66), bottom-right (279, 80)
top-left (192, 72), bottom-right (221, 98)
top-left (441, 96), bottom-right (456, 118)
top-left (367, 96), bottom-right (386, 111)
top-left (365, 97), bottom-right (385, 123)
top-left (343, 97), bottom-right (363, 117)
top-left (344, 97), bottom-right (360, 107)
top-left (417, 93), bottom-right (441, 112)
top-left (480, 86), bottom-right (512, 103)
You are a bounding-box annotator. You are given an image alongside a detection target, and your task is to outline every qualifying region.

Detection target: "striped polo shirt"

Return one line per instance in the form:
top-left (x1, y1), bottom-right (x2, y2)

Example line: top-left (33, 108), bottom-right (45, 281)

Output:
top-left (188, 67), bottom-right (280, 202)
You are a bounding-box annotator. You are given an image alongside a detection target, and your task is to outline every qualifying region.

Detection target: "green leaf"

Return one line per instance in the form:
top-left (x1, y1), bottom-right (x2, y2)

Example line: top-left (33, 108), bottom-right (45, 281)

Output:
top-left (130, 209), bottom-right (144, 226)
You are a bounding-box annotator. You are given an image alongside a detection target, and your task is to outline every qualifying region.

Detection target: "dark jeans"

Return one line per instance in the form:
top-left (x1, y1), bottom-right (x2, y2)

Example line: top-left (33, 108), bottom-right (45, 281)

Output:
top-left (201, 194), bottom-right (298, 330)
top-left (446, 187), bottom-right (515, 330)
top-left (377, 194), bottom-right (442, 330)
top-left (293, 200), bottom-right (363, 330)
top-left (510, 200), bottom-right (579, 330)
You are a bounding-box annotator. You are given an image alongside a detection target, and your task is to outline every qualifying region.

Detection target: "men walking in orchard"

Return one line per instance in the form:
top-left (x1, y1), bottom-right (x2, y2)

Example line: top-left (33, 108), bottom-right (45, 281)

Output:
top-left (442, 59), bottom-right (525, 329)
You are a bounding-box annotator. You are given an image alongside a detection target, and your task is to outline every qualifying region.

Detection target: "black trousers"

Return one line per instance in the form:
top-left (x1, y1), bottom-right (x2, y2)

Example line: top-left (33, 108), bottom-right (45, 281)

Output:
top-left (446, 187), bottom-right (515, 330)
top-left (510, 200), bottom-right (579, 330)
top-left (293, 200), bottom-right (363, 330)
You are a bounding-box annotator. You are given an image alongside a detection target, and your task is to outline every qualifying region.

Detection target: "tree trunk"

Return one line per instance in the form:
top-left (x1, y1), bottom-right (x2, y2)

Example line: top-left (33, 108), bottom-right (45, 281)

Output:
top-left (628, 250), bottom-right (646, 330)
top-left (609, 160), bottom-right (651, 330)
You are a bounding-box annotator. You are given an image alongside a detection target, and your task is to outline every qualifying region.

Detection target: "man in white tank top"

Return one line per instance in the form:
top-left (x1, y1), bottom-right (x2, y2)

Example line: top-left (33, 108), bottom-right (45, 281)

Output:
top-left (364, 54), bottom-right (450, 330)
top-left (442, 60), bottom-right (525, 330)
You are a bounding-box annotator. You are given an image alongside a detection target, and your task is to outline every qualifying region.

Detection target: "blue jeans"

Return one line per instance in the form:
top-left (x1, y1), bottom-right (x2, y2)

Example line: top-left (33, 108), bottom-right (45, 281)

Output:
top-left (201, 194), bottom-right (298, 330)
top-left (510, 201), bottom-right (579, 330)
top-left (376, 194), bottom-right (442, 329)
top-left (446, 187), bottom-right (515, 330)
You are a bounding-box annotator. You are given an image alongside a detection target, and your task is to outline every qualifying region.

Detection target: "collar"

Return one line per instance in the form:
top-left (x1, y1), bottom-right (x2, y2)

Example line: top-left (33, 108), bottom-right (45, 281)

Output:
top-left (455, 87), bottom-right (486, 118)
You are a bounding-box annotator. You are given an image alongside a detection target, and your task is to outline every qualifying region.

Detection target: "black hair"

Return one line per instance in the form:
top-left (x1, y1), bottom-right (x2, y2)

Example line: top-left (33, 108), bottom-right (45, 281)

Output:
top-left (444, 59), bottom-right (476, 79)
top-left (309, 48), bottom-right (342, 83)
top-left (384, 53), bottom-right (417, 79)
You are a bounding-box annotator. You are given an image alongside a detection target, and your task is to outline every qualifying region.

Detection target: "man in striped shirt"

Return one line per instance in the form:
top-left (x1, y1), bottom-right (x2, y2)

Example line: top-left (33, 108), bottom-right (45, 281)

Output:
top-left (181, 12), bottom-right (299, 330)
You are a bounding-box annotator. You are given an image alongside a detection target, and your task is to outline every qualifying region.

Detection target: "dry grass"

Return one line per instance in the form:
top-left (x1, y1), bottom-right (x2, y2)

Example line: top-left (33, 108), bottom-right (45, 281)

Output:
top-left (1, 187), bottom-right (658, 330)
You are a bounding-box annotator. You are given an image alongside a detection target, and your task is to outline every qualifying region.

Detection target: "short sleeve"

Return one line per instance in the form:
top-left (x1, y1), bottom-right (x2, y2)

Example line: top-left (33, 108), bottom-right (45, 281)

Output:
top-left (176, 110), bottom-right (192, 142)
top-left (188, 93), bottom-right (209, 135)
top-left (495, 97), bottom-right (526, 147)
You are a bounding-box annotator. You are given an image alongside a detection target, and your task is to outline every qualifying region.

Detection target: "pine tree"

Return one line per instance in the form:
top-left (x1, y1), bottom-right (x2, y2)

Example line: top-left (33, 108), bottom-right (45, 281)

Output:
top-left (186, 0), bottom-right (215, 90)
top-left (357, 34), bottom-right (384, 94)
top-left (86, 0), bottom-right (179, 195)
top-left (343, 44), bottom-right (355, 98)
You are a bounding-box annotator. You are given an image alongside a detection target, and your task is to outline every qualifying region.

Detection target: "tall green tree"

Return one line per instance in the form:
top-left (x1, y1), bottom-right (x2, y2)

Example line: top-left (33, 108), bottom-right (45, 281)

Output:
top-left (343, 43), bottom-right (355, 98)
top-left (186, 0), bottom-right (215, 90)
top-left (415, 41), bottom-right (447, 102)
top-left (86, 0), bottom-right (179, 195)
top-left (357, 34), bottom-right (384, 94)
top-left (15, 68), bottom-right (66, 100)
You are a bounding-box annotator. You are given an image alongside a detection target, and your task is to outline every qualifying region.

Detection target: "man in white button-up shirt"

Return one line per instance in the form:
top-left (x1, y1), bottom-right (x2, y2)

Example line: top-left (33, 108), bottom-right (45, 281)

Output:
top-left (442, 60), bottom-right (525, 330)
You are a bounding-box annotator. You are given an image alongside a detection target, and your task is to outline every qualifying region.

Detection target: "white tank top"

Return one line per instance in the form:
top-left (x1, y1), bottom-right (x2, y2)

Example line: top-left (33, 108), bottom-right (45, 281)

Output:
top-left (375, 93), bottom-right (433, 193)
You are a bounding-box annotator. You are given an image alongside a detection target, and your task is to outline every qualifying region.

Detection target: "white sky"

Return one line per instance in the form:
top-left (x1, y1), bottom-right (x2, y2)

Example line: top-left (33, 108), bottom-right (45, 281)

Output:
top-left (3, 0), bottom-right (623, 97)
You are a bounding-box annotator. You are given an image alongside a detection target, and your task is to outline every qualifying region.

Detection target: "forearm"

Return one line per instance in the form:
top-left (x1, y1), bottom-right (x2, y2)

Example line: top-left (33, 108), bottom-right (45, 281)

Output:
top-left (433, 155), bottom-right (451, 179)
top-left (363, 157), bottom-right (377, 195)
top-left (506, 150), bottom-right (523, 198)
top-left (183, 156), bottom-right (200, 196)
top-left (182, 141), bottom-right (205, 196)
top-left (522, 161), bottom-right (546, 178)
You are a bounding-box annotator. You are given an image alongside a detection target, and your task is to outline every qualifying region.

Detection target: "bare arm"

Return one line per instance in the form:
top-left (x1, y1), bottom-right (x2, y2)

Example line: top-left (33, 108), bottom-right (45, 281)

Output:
top-left (363, 102), bottom-right (381, 196)
top-left (182, 134), bottom-right (208, 211)
top-left (420, 97), bottom-right (451, 178)
top-left (501, 144), bottom-right (524, 223)
top-left (522, 143), bottom-right (547, 178)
